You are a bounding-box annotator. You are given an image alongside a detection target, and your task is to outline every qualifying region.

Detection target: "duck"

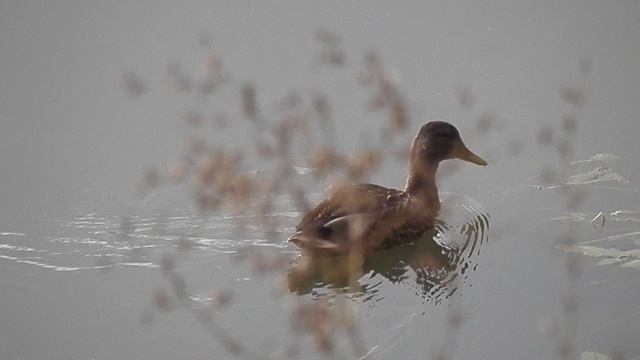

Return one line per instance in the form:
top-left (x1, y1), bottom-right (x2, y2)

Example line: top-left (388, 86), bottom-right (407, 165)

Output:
top-left (288, 121), bottom-right (487, 255)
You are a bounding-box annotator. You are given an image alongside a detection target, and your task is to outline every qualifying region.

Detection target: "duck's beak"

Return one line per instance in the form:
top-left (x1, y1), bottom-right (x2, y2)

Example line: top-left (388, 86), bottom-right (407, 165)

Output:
top-left (452, 140), bottom-right (488, 166)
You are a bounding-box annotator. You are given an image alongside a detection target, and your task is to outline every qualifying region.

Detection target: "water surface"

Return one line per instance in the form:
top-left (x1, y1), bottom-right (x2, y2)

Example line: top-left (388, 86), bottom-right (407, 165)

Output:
top-left (2, 1), bottom-right (640, 359)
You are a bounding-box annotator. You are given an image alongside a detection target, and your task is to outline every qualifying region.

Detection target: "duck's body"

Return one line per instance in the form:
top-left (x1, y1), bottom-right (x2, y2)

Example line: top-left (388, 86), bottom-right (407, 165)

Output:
top-left (289, 121), bottom-right (486, 255)
top-left (290, 184), bottom-right (432, 253)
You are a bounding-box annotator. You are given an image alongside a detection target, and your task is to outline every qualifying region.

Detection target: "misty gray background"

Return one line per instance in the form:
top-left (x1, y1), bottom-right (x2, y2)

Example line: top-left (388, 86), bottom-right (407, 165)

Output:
top-left (1, 1), bottom-right (640, 359)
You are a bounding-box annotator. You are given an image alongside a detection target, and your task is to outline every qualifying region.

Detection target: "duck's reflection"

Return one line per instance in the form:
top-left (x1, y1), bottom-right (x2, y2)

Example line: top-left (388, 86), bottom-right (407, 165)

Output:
top-left (287, 212), bottom-right (489, 302)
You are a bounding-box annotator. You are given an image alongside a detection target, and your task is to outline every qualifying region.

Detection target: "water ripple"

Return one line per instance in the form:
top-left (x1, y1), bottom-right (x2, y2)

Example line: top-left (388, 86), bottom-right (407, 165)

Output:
top-left (0, 203), bottom-right (300, 273)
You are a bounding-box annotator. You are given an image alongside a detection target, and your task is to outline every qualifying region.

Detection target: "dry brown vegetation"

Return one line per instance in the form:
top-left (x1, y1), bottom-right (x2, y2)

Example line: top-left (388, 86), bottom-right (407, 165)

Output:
top-left (121, 30), bottom-right (625, 360)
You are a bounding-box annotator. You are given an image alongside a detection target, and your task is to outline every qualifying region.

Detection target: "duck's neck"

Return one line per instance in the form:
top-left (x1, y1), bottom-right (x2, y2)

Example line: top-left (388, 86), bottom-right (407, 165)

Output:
top-left (404, 161), bottom-right (440, 212)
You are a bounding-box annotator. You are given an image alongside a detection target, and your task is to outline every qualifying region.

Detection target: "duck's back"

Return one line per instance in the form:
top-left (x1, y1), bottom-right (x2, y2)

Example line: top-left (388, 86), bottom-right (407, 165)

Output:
top-left (296, 184), bottom-right (402, 229)
top-left (291, 184), bottom-right (434, 253)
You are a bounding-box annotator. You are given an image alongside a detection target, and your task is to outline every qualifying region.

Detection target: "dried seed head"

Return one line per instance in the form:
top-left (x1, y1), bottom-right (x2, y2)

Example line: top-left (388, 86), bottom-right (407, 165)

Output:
top-left (556, 138), bottom-right (573, 159)
top-left (197, 32), bottom-right (212, 47)
top-left (315, 29), bottom-right (345, 66)
top-left (312, 94), bottom-right (330, 123)
top-left (537, 126), bottom-right (554, 145)
top-left (167, 162), bottom-right (188, 182)
top-left (185, 111), bottom-right (203, 127)
top-left (241, 83), bottom-right (257, 119)
top-left (456, 85), bottom-right (475, 110)
top-left (309, 148), bottom-right (344, 174)
top-left (562, 115), bottom-right (578, 133)
top-left (186, 134), bottom-right (206, 155)
top-left (167, 63), bottom-right (192, 92)
top-left (539, 167), bottom-right (558, 185)
top-left (557, 338), bottom-right (572, 359)
top-left (142, 167), bottom-right (161, 190)
top-left (153, 289), bottom-right (173, 312)
top-left (122, 72), bottom-right (146, 97)
top-left (314, 29), bottom-right (341, 47)
top-left (560, 86), bottom-right (586, 108)
top-left (159, 253), bottom-right (176, 272)
top-left (565, 186), bottom-right (588, 210)
top-left (476, 113), bottom-right (496, 134)
top-left (346, 149), bottom-right (381, 180)
top-left (202, 52), bottom-right (222, 77)
top-left (208, 290), bottom-right (233, 307)
top-left (562, 289), bottom-right (578, 312)
top-left (389, 100), bottom-right (408, 131)
top-left (176, 237), bottom-right (194, 251)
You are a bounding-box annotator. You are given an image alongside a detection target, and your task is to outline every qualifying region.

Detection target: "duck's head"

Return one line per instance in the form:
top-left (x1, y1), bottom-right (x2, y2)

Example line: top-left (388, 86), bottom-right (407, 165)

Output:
top-left (411, 121), bottom-right (487, 166)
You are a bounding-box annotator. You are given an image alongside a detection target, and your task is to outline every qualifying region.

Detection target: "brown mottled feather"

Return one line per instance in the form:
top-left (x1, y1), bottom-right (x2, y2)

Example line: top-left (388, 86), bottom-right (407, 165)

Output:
top-left (296, 184), bottom-right (403, 231)
top-left (291, 184), bottom-right (435, 253)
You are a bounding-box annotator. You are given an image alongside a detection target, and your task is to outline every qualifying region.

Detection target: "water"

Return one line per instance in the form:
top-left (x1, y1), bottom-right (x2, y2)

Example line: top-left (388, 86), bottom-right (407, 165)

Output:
top-left (0, 186), bottom-right (491, 359)
top-left (2, 1), bottom-right (640, 359)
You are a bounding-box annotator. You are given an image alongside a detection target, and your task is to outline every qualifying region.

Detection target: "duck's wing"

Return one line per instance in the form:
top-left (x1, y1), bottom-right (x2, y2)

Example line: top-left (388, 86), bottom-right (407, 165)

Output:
top-left (295, 184), bottom-right (403, 230)
top-left (289, 184), bottom-right (405, 253)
